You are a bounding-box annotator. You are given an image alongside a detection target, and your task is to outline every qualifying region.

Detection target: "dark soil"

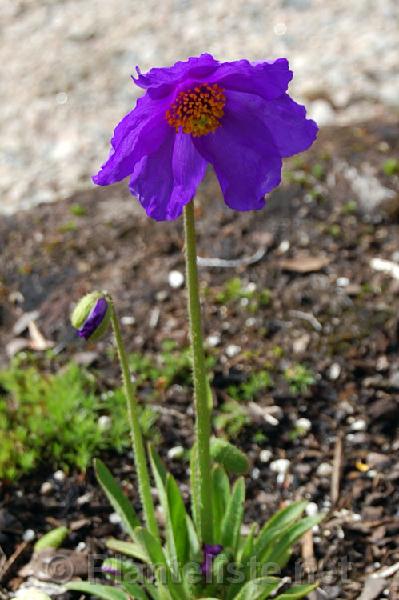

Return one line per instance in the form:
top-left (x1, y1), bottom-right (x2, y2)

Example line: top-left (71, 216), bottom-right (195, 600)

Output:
top-left (0, 121), bottom-right (399, 599)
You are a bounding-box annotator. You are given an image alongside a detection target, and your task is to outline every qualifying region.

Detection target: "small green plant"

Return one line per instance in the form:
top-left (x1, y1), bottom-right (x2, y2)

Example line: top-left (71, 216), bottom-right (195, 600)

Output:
top-left (214, 400), bottom-right (250, 437)
top-left (227, 370), bottom-right (273, 402)
top-left (215, 278), bottom-right (271, 312)
top-left (69, 202), bottom-right (87, 216)
top-left (284, 364), bottom-right (315, 395)
top-left (383, 157), bottom-right (399, 176)
top-left (0, 356), bottom-right (157, 479)
top-left (341, 199), bottom-right (358, 214)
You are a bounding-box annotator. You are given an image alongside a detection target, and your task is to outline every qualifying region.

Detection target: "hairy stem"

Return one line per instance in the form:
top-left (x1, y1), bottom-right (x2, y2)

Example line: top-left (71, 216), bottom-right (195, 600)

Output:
top-left (183, 200), bottom-right (213, 543)
top-left (108, 298), bottom-right (159, 541)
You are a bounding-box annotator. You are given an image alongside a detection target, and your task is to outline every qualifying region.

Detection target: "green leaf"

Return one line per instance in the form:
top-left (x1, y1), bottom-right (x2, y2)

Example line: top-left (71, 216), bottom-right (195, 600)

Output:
top-left (262, 515), bottom-right (323, 567)
top-left (253, 501), bottom-right (308, 562)
top-left (148, 446), bottom-right (188, 568)
top-left (167, 473), bottom-right (189, 564)
top-left (238, 523), bottom-right (257, 564)
top-left (95, 459), bottom-right (140, 540)
top-left (232, 576), bottom-right (281, 600)
top-left (274, 583), bottom-right (318, 600)
top-left (210, 438), bottom-right (249, 475)
top-left (133, 526), bottom-right (167, 567)
top-left (212, 465), bottom-right (230, 541)
top-left (106, 538), bottom-right (148, 562)
top-left (34, 526), bottom-right (68, 552)
top-left (65, 582), bottom-right (128, 600)
top-left (221, 477), bottom-right (245, 552)
top-left (186, 515), bottom-right (200, 558)
top-left (122, 581), bottom-right (149, 600)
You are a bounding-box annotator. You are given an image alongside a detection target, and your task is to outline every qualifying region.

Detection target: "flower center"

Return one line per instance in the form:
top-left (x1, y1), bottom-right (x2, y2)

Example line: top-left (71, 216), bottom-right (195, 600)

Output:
top-left (166, 83), bottom-right (226, 137)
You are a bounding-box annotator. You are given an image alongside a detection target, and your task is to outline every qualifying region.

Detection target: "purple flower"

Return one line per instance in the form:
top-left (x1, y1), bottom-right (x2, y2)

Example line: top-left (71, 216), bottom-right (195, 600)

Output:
top-left (201, 543), bottom-right (223, 576)
top-left (93, 54), bottom-right (318, 221)
top-left (77, 297), bottom-right (109, 340)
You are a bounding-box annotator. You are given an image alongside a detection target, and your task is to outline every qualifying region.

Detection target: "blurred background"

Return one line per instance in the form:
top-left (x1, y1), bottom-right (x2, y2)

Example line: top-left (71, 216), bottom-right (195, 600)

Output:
top-left (1, 0), bottom-right (398, 214)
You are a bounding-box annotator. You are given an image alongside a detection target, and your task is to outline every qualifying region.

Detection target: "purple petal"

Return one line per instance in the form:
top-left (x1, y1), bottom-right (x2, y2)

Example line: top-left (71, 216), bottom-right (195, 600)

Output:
top-left (200, 544), bottom-right (223, 576)
top-left (77, 298), bottom-right (108, 340)
top-left (204, 544), bottom-right (223, 555)
top-left (194, 90), bottom-right (282, 211)
top-left (133, 55), bottom-right (291, 103)
top-left (129, 130), bottom-right (207, 221)
top-left (133, 54), bottom-right (219, 98)
top-left (212, 57), bottom-right (293, 101)
top-left (240, 93), bottom-right (318, 157)
top-left (93, 95), bottom-right (170, 186)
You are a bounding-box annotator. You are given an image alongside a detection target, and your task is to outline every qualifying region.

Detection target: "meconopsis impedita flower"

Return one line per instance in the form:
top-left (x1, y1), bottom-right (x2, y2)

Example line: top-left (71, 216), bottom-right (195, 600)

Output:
top-left (93, 54), bottom-right (318, 221)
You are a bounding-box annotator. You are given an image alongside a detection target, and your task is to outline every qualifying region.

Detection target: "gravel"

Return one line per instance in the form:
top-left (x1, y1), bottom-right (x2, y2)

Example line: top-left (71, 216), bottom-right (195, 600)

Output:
top-left (1, 0), bottom-right (398, 214)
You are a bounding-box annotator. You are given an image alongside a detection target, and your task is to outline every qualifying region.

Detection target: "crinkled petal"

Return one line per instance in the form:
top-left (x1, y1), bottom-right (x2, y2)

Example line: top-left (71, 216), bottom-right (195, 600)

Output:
top-left (212, 57), bottom-right (292, 101)
top-left (239, 92), bottom-right (318, 157)
top-left (133, 55), bottom-right (291, 102)
top-left (93, 95), bottom-right (170, 186)
top-left (134, 54), bottom-right (219, 98)
top-left (193, 90), bottom-right (282, 211)
top-left (129, 130), bottom-right (207, 221)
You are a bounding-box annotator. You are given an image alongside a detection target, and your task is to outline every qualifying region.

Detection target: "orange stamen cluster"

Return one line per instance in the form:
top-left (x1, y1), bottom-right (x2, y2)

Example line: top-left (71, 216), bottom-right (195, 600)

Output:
top-left (166, 83), bottom-right (226, 137)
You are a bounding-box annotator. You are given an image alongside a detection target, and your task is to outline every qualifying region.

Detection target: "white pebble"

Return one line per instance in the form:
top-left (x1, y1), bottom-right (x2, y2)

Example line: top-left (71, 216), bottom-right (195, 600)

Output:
top-left (279, 240), bottom-right (290, 253)
top-left (77, 492), bottom-right (93, 506)
top-left (206, 334), bottom-right (221, 347)
top-left (76, 541), bottom-right (87, 552)
top-left (317, 462), bottom-right (333, 477)
top-left (328, 363), bottom-right (341, 380)
top-left (350, 419), bottom-right (366, 431)
top-left (22, 529), bottom-right (35, 542)
top-left (270, 458), bottom-right (290, 474)
top-left (336, 277), bottom-right (350, 287)
top-left (168, 270), bottom-right (184, 289)
top-left (40, 481), bottom-right (53, 495)
top-left (305, 502), bottom-right (318, 517)
top-left (109, 512), bottom-right (122, 524)
top-left (225, 344), bottom-right (241, 358)
top-left (259, 449), bottom-right (273, 463)
top-left (98, 415), bottom-right (112, 431)
top-left (167, 446), bottom-right (184, 460)
top-left (53, 470), bottom-right (66, 482)
top-left (121, 315), bottom-right (135, 326)
top-left (295, 417), bottom-right (312, 433)
top-left (252, 467), bottom-right (260, 480)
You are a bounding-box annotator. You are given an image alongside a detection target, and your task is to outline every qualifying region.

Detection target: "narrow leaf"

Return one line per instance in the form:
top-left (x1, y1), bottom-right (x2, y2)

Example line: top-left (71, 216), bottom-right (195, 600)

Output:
top-left (166, 473), bottom-right (189, 564)
top-left (66, 582), bottom-right (128, 600)
top-left (253, 501), bottom-right (308, 561)
top-left (221, 477), bottom-right (245, 552)
top-left (106, 538), bottom-right (148, 563)
top-left (122, 581), bottom-right (149, 600)
top-left (232, 576), bottom-right (280, 600)
top-left (262, 515), bottom-right (323, 567)
top-left (274, 583), bottom-right (318, 600)
top-left (133, 526), bottom-right (167, 567)
top-left (212, 465), bottom-right (230, 541)
top-left (95, 459), bottom-right (140, 540)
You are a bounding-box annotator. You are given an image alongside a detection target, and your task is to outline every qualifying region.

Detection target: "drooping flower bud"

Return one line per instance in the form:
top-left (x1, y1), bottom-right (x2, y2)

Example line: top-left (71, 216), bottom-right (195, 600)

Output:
top-left (71, 292), bottom-right (110, 341)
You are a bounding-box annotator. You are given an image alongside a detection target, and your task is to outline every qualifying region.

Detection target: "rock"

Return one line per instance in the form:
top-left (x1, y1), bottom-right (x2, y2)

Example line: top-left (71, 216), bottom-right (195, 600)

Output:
top-left (168, 270), bottom-right (184, 289)
top-left (308, 100), bottom-right (335, 126)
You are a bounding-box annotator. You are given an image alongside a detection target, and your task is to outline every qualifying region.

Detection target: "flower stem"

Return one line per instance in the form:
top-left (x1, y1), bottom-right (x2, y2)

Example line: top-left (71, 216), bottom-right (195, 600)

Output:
top-left (183, 200), bottom-right (213, 544)
top-left (108, 298), bottom-right (159, 541)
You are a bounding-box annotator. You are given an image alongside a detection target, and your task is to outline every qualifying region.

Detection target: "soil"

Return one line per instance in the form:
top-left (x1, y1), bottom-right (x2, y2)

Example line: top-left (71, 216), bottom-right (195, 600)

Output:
top-left (0, 121), bottom-right (399, 599)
